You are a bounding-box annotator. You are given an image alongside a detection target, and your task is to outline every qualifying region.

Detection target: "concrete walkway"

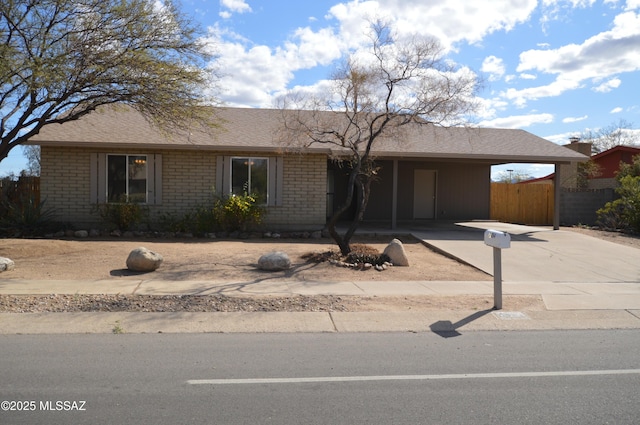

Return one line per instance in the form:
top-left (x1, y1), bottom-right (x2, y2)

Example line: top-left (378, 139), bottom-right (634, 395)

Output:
top-left (1, 222), bottom-right (639, 334)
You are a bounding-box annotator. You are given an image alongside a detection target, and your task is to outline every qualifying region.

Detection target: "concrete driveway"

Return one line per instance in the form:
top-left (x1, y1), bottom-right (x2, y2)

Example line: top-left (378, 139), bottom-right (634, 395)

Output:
top-left (413, 222), bottom-right (640, 283)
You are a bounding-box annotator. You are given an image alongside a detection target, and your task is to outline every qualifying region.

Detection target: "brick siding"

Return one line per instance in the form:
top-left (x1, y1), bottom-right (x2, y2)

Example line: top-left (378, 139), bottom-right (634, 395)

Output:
top-left (40, 146), bottom-right (326, 231)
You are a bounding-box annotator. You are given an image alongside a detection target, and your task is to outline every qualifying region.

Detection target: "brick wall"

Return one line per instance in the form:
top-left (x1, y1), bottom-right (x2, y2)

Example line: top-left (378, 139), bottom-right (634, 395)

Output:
top-left (265, 154), bottom-right (326, 230)
top-left (40, 146), bottom-right (326, 230)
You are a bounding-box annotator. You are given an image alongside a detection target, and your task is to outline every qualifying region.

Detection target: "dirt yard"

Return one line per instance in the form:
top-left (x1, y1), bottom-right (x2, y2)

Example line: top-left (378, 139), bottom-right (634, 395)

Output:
top-left (0, 235), bottom-right (491, 282)
top-left (0, 227), bottom-right (637, 313)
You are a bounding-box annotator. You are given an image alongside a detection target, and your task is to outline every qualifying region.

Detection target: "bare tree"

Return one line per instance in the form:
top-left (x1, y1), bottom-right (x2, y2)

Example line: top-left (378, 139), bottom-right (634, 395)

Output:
top-left (580, 119), bottom-right (639, 154)
top-left (280, 23), bottom-right (480, 254)
top-left (494, 169), bottom-right (533, 184)
top-left (1, 0), bottom-right (216, 165)
top-left (23, 145), bottom-right (40, 176)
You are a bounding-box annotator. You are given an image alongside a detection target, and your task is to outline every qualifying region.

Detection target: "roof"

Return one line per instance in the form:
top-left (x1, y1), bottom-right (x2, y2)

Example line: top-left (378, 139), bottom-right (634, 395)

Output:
top-left (591, 145), bottom-right (640, 161)
top-left (28, 105), bottom-right (588, 164)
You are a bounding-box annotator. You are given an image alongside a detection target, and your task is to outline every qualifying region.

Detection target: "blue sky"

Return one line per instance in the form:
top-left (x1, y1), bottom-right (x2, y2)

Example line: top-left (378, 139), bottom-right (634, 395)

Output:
top-left (3, 0), bottom-right (640, 179)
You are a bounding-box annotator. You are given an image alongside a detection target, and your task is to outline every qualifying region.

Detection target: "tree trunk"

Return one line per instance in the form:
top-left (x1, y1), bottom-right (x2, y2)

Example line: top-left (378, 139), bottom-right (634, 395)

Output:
top-left (325, 165), bottom-right (373, 256)
top-left (326, 165), bottom-right (359, 255)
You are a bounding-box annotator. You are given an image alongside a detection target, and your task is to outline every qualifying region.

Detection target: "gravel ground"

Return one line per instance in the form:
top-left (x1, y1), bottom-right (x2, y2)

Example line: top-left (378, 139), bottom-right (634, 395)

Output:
top-left (0, 294), bottom-right (546, 313)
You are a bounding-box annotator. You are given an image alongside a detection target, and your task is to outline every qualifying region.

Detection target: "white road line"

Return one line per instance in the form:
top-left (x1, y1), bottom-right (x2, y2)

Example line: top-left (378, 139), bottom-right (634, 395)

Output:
top-left (187, 369), bottom-right (640, 385)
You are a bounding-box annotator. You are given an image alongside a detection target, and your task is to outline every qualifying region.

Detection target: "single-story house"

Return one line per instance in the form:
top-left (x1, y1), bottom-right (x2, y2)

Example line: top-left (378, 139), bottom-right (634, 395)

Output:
top-left (27, 106), bottom-right (588, 231)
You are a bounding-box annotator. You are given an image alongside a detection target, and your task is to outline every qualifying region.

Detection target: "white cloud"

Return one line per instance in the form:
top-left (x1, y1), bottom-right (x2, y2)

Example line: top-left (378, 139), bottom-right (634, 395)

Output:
top-left (481, 56), bottom-right (505, 81)
top-left (519, 73), bottom-right (537, 80)
top-left (203, 23), bottom-right (344, 107)
top-left (562, 115), bottom-right (588, 123)
top-left (503, 78), bottom-right (582, 107)
top-left (478, 113), bottom-right (554, 128)
top-left (625, 0), bottom-right (640, 10)
top-left (593, 77), bottom-right (621, 92)
top-left (611, 106), bottom-right (623, 113)
top-left (207, 0), bottom-right (543, 107)
top-left (521, 11), bottom-right (640, 74)
top-left (327, 0), bottom-right (538, 51)
top-left (220, 0), bottom-right (251, 13)
top-left (219, 0), bottom-right (252, 18)
top-left (506, 10), bottom-right (640, 106)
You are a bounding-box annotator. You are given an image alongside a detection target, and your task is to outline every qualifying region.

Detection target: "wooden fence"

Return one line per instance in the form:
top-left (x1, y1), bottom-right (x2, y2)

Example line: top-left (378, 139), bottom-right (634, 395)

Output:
top-left (0, 176), bottom-right (41, 204)
top-left (490, 182), bottom-right (554, 225)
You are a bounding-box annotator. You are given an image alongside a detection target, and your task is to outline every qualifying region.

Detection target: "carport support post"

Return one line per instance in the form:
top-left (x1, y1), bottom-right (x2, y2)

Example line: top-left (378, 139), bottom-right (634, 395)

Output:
top-left (553, 164), bottom-right (561, 230)
top-left (493, 247), bottom-right (503, 310)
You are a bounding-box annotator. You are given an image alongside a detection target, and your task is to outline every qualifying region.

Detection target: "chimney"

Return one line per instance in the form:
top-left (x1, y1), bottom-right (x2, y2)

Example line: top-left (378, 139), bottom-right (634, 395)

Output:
top-left (565, 136), bottom-right (592, 157)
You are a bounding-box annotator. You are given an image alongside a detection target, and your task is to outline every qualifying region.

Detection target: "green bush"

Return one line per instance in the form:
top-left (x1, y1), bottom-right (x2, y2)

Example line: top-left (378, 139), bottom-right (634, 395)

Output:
top-left (0, 195), bottom-right (57, 236)
top-left (154, 193), bottom-right (265, 235)
top-left (93, 197), bottom-right (146, 231)
top-left (218, 193), bottom-right (265, 232)
top-left (597, 175), bottom-right (640, 233)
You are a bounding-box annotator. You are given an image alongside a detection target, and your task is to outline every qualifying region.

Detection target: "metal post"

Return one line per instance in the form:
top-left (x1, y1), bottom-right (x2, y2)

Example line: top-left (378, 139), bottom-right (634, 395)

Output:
top-left (493, 247), bottom-right (502, 310)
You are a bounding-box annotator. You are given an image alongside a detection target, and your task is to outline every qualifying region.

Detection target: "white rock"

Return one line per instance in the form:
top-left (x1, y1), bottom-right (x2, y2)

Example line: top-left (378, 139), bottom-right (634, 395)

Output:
top-left (383, 238), bottom-right (409, 266)
top-left (126, 247), bottom-right (163, 272)
top-left (0, 257), bottom-right (15, 272)
top-left (258, 251), bottom-right (291, 271)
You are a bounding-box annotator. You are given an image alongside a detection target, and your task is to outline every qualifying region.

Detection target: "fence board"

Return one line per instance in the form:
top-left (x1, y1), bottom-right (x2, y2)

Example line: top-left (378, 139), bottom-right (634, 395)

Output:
top-left (0, 176), bottom-right (40, 204)
top-left (490, 183), bottom-right (554, 225)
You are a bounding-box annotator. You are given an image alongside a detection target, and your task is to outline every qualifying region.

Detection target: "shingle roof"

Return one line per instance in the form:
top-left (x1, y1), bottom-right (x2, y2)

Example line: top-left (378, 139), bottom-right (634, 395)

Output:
top-left (28, 105), bottom-right (588, 164)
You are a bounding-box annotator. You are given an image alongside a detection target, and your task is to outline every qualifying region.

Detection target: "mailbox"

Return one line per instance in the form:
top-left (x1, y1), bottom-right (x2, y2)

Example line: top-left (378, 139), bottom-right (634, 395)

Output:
top-left (484, 229), bottom-right (511, 249)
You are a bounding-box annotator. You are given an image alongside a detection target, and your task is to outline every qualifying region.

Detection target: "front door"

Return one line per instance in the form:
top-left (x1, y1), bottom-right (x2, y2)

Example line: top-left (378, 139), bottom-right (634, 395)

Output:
top-left (413, 170), bottom-right (436, 219)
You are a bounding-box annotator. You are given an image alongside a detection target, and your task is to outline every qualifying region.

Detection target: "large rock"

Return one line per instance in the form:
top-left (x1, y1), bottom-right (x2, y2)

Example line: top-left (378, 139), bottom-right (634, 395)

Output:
top-left (0, 257), bottom-right (15, 272)
top-left (126, 247), bottom-right (163, 272)
top-left (383, 238), bottom-right (409, 266)
top-left (258, 251), bottom-right (291, 271)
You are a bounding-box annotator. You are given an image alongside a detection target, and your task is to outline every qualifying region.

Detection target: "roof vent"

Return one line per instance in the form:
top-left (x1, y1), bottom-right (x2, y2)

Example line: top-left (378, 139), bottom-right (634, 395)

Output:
top-left (569, 136), bottom-right (581, 144)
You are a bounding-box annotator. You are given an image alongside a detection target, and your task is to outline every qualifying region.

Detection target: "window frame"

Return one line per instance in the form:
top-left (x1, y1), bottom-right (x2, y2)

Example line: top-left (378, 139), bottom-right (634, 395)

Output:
top-left (90, 153), bottom-right (162, 205)
top-left (216, 155), bottom-right (283, 207)
top-left (230, 156), bottom-right (269, 204)
top-left (106, 154), bottom-right (149, 203)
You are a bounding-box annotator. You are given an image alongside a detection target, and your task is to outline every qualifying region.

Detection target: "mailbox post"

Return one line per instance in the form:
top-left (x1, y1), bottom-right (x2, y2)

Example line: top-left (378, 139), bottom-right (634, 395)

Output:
top-left (483, 229), bottom-right (511, 310)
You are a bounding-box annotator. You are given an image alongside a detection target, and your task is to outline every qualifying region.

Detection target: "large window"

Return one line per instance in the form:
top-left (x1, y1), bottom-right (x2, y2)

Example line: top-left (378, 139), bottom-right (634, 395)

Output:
top-left (107, 154), bottom-right (148, 203)
top-left (231, 157), bottom-right (268, 203)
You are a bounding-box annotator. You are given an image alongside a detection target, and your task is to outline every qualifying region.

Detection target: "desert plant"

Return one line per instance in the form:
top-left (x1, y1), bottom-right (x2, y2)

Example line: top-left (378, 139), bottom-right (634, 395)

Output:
top-left (0, 195), bottom-right (57, 236)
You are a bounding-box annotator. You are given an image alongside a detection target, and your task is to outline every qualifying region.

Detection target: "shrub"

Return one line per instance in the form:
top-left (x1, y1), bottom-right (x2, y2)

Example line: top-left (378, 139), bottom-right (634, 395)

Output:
top-left (154, 193), bottom-right (264, 235)
top-left (93, 197), bottom-right (146, 231)
top-left (218, 193), bottom-right (265, 232)
top-left (597, 175), bottom-right (640, 233)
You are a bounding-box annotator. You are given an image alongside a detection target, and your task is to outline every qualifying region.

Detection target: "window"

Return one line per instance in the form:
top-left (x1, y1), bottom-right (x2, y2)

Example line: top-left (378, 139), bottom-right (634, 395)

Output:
top-left (90, 153), bottom-right (162, 205)
top-left (107, 154), bottom-right (148, 203)
top-left (231, 157), bottom-right (268, 203)
top-left (216, 155), bottom-right (283, 207)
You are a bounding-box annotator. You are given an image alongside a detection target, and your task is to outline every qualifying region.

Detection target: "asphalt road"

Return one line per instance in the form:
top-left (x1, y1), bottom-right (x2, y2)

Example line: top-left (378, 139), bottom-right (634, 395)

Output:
top-left (1, 331), bottom-right (639, 424)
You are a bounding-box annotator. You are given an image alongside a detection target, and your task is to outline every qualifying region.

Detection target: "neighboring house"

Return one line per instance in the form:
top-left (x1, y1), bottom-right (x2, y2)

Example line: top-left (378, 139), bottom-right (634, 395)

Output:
top-left (588, 145), bottom-right (640, 189)
top-left (26, 106), bottom-right (587, 231)
top-left (522, 144), bottom-right (640, 189)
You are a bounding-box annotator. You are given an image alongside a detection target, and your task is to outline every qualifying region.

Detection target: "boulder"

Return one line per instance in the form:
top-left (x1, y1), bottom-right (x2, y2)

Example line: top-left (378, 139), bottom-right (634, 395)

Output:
top-left (383, 238), bottom-right (409, 266)
top-left (126, 247), bottom-right (163, 272)
top-left (258, 251), bottom-right (291, 271)
top-left (0, 257), bottom-right (15, 272)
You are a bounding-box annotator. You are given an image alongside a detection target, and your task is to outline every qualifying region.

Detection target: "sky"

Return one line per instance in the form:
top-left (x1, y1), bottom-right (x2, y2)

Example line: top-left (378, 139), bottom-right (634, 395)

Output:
top-left (2, 0), bottom-right (640, 179)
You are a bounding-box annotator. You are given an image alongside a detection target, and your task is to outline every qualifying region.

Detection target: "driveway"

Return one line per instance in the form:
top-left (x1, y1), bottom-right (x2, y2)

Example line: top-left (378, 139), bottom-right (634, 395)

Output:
top-left (413, 222), bottom-right (640, 283)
